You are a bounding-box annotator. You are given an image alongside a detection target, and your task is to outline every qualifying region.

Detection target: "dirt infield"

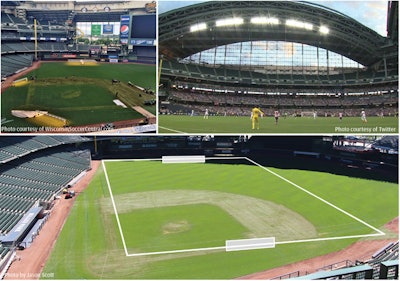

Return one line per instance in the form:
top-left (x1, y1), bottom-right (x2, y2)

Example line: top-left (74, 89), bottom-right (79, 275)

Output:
top-left (238, 217), bottom-right (399, 280)
top-left (3, 160), bottom-right (101, 280)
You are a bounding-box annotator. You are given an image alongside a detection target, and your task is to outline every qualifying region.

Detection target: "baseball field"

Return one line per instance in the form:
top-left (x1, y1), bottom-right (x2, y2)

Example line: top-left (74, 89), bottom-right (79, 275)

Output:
top-left (41, 157), bottom-right (398, 279)
top-left (1, 62), bottom-right (156, 132)
top-left (158, 115), bottom-right (398, 134)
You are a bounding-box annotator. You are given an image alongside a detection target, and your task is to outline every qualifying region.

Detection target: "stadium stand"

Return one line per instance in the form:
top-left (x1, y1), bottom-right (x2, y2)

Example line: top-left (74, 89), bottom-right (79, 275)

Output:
top-left (159, 1), bottom-right (398, 118)
top-left (277, 242), bottom-right (399, 279)
top-left (0, 137), bottom-right (92, 274)
top-left (1, 1), bottom-right (156, 79)
top-left (0, 136), bottom-right (92, 277)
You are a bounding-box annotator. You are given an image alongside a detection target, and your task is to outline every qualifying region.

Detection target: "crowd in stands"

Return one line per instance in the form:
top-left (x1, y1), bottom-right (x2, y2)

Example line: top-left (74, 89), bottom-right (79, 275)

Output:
top-left (160, 84), bottom-right (398, 117)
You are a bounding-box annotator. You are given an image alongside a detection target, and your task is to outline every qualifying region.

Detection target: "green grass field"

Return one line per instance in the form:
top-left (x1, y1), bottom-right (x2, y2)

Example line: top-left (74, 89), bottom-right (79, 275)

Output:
top-left (158, 115), bottom-right (398, 134)
top-left (1, 62), bottom-right (156, 131)
top-left (42, 158), bottom-right (398, 279)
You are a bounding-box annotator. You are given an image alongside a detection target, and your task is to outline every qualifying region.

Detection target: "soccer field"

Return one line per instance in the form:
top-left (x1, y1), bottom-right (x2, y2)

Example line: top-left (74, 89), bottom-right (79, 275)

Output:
top-left (1, 62), bottom-right (156, 132)
top-left (42, 158), bottom-right (398, 279)
top-left (158, 115), bottom-right (398, 134)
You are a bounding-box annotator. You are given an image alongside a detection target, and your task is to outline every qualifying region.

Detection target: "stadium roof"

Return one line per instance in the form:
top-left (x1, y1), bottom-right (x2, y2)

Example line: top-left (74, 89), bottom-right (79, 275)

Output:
top-left (159, 1), bottom-right (387, 66)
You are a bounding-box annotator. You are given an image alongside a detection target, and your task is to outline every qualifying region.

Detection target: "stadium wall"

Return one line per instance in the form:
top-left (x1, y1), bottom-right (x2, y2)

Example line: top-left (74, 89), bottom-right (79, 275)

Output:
top-left (94, 137), bottom-right (397, 182)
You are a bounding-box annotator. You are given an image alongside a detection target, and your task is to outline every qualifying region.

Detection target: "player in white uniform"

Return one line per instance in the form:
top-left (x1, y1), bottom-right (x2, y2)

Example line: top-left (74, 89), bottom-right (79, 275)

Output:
top-left (274, 110), bottom-right (280, 125)
top-left (361, 110), bottom-right (367, 123)
top-left (204, 108), bottom-right (209, 119)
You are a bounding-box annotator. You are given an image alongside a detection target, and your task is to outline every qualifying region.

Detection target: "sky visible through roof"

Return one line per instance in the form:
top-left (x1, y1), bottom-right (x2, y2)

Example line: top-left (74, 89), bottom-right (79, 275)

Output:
top-left (158, 0), bottom-right (388, 37)
top-left (158, 0), bottom-right (389, 67)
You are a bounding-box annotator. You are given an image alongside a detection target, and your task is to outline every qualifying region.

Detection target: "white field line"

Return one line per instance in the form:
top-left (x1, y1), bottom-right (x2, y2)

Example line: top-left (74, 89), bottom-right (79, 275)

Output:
top-left (276, 233), bottom-right (385, 246)
top-left (101, 160), bottom-right (129, 256)
top-left (103, 158), bottom-right (161, 163)
top-left (104, 157), bottom-right (385, 257)
top-left (158, 126), bottom-right (188, 134)
top-left (126, 246), bottom-right (226, 257)
top-left (245, 157), bottom-right (385, 236)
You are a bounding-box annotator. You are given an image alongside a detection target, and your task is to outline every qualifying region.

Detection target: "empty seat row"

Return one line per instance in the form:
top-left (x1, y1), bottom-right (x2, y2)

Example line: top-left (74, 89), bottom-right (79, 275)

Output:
top-left (0, 211), bottom-right (23, 235)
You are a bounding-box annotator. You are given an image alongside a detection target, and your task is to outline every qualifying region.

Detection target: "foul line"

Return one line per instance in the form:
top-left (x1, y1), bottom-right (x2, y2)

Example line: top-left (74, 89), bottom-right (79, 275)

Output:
top-left (158, 126), bottom-right (188, 134)
top-left (245, 157), bottom-right (385, 236)
top-left (102, 160), bottom-right (129, 256)
top-left (126, 246), bottom-right (226, 257)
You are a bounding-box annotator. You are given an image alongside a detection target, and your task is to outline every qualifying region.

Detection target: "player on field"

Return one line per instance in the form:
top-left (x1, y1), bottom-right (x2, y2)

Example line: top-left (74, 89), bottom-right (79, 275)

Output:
top-left (204, 108), bottom-right (209, 119)
top-left (251, 106), bottom-right (264, 130)
top-left (339, 112), bottom-right (343, 121)
top-left (274, 110), bottom-right (280, 125)
top-left (361, 110), bottom-right (367, 123)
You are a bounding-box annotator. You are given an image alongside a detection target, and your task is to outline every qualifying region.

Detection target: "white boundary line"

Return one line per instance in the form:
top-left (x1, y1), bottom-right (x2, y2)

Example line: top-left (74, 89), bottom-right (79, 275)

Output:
top-left (101, 160), bottom-right (129, 256)
top-left (245, 157), bottom-right (385, 236)
top-left (158, 126), bottom-right (188, 134)
top-left (102, 157), bottom-right (385, 257)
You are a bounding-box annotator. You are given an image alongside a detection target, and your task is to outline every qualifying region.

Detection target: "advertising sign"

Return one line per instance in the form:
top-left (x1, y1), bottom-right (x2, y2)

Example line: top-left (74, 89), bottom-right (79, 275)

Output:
top-left (120, 15), bottom-right (131, 44)
top-left (91, 24), bottom-right (101, 36)
top-left (103, 24), bottom-right (114, 35)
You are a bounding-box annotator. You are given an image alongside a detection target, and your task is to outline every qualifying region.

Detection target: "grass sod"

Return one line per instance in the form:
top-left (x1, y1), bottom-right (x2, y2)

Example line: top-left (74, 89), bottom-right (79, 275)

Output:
top-left (42, 161), bottom-right (398, 279)
top-left (158, 115), bottom-right (398, 134)
top-left (1, 62), bottom-right (156, 129)
top-left (29, 62), bottom-right (156, 90)
top-left (2, 83), bottom-right (142, 127)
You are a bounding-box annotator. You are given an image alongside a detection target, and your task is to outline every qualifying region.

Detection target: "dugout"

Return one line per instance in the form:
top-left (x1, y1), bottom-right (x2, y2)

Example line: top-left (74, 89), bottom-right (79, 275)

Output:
top-left (1, 206), bottom-right (43, 248)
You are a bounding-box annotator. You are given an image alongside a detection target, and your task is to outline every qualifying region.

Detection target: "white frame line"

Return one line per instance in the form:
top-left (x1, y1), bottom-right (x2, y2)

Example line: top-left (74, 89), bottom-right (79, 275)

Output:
top-left (102, 160), bottom-right (130, 256)
top-left (245, 157), bottom-right (385, 236)
top-left (102, 157), bottom-right (385, 257)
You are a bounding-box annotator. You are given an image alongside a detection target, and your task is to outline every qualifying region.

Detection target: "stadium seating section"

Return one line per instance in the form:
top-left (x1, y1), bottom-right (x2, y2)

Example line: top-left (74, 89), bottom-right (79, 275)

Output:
top-left (0, 136), bottom-right (91, 237)
top-left (161, 85), bottom-right (398, 117)
top-left (1, 11), bottom-right (88, 79)
top-left (163, 61), bottom-right (398, 86)
top-left (369, 241), bottom-right (399, 279)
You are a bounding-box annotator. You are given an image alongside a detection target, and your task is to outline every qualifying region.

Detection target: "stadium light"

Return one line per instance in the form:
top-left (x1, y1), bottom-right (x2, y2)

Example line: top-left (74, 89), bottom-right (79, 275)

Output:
top-left (190, 23), bottom-right (207, 32)
top-left (251, 17), bottom-right (279, 25)
top-left (319, 25), bottom-right (329, 34)
top-left (286, 19), bottom-right (313, 30)
top-left (216, 17), bottom-right (244, 27)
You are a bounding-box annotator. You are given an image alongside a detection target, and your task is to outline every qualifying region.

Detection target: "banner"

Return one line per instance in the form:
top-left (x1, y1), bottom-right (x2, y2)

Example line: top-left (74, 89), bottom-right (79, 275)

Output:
top-left (91, 24), bottom-right (101, 36)
top-left (103, 24), bottom-right (114, 35)
top-left (120, 15), bottom-right (131, 44)
top-left (130, 39), bottom-right (156, 46)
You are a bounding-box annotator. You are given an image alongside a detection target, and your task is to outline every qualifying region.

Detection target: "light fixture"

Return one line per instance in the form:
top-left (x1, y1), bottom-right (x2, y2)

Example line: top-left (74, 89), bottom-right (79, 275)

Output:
top-left (251, 17), bottom-right (279, 25)
top-left (190, 23), bottom-right (207, 32)
top-left (216, 17), bottom-right (244, 27)
top-left (319, 25), bottom-right (329, 34)
top-left (286, 19), bottom-right (313, 30)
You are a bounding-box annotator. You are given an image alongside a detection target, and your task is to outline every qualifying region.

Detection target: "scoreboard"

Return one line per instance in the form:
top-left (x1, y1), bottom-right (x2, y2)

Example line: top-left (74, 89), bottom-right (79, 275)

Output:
top-left (120, 14), bottom-right (156, 46)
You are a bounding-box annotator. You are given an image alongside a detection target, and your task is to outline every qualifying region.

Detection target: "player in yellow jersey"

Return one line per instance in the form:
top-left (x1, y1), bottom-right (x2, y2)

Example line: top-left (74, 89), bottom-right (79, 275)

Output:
top-left (251, 106), bottom-right (265, 130)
